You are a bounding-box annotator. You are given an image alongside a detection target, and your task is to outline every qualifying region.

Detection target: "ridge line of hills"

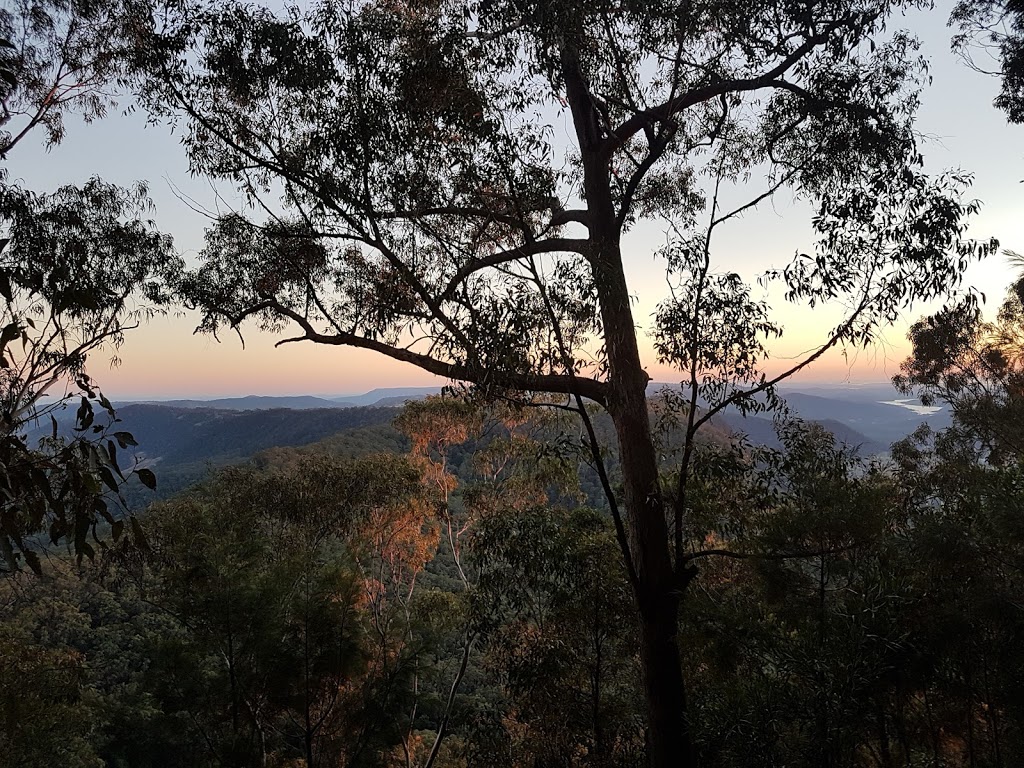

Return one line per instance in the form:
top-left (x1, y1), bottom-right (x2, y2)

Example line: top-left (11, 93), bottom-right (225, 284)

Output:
top-left (30, 384), bottom-right (949, 507)
top-left (101, 382), bottom-right (952, 469)
top-left (130, 386), bottom-right (445, 411)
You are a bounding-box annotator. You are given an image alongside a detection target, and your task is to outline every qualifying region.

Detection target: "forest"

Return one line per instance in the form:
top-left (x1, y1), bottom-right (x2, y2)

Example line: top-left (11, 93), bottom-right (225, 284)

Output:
top-left (2, 0), bottom-right (1023, 766)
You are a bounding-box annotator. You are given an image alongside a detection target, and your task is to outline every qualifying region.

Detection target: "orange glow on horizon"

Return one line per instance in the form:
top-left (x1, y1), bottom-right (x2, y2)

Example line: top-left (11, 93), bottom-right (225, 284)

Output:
top-left (99, 306), bottom-right (914, 400)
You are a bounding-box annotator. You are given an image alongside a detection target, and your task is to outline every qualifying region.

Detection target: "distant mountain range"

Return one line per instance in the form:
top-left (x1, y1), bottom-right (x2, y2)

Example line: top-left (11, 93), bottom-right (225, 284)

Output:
top-left (760, 389), bottom-right (948, 447)
top-left (649, 382), bottom-right (948, 452)
top-left (27, 382), bottom-right (946, 507)
top-left (714, 414), bottom-right (889, 456)
top-left (58, 405), bottom-right (405, 505)
top-left (111, 404), bottom-right (399, 465)
top-left (124, 382), bottom-right (946, 456)
top-left (133, 387), bottom-right (445, 411)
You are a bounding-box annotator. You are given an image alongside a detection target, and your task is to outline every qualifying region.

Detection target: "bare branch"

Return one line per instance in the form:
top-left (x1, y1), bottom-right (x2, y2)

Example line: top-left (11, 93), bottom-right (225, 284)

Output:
top-left (222, 300), bottom-right (609, 405)
top-left (438, 238), bottom-right (591, 301)
top-left (605, 25), bottom-right (844, 158)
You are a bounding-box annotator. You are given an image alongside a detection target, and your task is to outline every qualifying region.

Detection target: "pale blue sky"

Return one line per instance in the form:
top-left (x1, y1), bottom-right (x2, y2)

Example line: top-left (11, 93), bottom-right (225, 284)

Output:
top-left (6, 3), bottom-right (1021, 398)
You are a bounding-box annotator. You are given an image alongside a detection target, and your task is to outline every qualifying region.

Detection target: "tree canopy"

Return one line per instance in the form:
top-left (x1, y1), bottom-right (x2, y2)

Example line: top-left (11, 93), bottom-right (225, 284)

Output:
top-left (952, 0), bottom-right (1024, 122)
top-left (0, 0), bottom-right (179, 570)
top-left (134, 2), bottom-right (995, 764)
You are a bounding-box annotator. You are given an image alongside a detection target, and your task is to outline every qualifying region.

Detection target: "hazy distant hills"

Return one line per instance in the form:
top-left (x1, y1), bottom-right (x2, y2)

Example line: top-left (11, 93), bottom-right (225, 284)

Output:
top-left (26, 382), bottom-right (947, 506)
top-left (90, 405), bottom-right (405, 504)
top-left (121, 383), bottom-right (944, 466)
top-left (773, 390), bottom-right (949, 446)
top-left (149, 395), bottom-right (348, 410)
top-left (139, 387), bottom-right (445, 411)
top-left (113, 404), bottom-right (400, 465)
top-left (334, 387), bottom-right (443, 406)
top-left (648, 382), bottom-right (948, 452)
top-left (715, 414), bottom-right (888, 456)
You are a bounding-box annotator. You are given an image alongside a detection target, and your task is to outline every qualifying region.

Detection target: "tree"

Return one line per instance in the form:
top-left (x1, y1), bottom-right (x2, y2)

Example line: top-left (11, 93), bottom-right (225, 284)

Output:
top-left (146, 452), bottom-right (439, 767)
top-left (138, 3), bottom-right (987, 763)
top-left (471, 505), bottom-right (641, 768)
top-left (889, 262), bottom-right (1024, 765)
top-left (0, 1), bottom-right (179, 571)
top-left (0, 0), bottom-right (151, 157)
top-left (894, 282), bottom-right (1024, 464)
top-left (0, 636), bottom-right (102, 767)
top-left (0, 180), bottom-right (177, 571)
top-left (394, 395), bottom-right (583, 768)
top-left (951, 0), bottom-right (1024, 123)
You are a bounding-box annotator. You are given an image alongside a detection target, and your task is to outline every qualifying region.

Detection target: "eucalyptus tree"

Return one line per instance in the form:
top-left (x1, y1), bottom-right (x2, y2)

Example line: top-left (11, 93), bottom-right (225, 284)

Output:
top-left (0, 1), bottom-right (180, 570)
top-left (472, 505), bottom-right (640, 767)
top-left (952, 0), bottom-right (1024, 123)
top-left (891, 277), bottom-right (1024, 766)
top-left (0, 0), bottom-right (149, 157)
top-left (146, 453), bottom-right (437, 767)
top-left (139, 2), bottom-right (987, 763)
top-left (894, 278), bottom-right (1024, 464)
top-left (0, 180), bottom-right (176, 572)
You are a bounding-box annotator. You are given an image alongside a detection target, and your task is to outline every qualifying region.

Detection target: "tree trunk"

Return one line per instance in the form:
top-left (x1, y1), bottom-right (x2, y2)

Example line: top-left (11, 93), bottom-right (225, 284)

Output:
top-left (591, 199), bottom-right (694, 768)
top-left (561, 38), bottom-right (695, 768)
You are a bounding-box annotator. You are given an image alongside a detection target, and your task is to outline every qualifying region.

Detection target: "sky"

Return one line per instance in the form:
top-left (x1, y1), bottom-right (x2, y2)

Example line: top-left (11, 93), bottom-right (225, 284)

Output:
top-left (6, 4), bottom-right (1022, 399)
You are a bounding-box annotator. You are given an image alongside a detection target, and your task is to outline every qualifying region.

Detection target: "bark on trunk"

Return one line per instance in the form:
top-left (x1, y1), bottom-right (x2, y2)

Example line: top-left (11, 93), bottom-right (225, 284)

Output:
top-left (560, 37), bottom-right (695, 768)
top-left (591, 196), bottom-right (695, 768)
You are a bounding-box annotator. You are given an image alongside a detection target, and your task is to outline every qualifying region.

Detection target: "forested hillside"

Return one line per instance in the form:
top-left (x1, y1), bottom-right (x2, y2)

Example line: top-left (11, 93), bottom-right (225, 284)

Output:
top-left (3, 0), bottom-right (1023, 766)
top-left (4, 386), bottom-right (1024, 767)
top-left (63, 394), bottom-right (907, 509)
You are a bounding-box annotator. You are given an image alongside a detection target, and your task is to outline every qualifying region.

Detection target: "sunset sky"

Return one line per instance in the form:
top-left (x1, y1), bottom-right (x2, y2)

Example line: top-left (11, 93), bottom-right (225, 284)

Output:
top-left (7, 4), bottom-right (1022, 399)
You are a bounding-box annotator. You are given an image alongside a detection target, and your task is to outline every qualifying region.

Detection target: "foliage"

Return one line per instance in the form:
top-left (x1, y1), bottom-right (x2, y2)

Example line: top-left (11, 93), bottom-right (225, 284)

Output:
top-left (0, 178), bottom-right (178, 571)
top-left (137, 0), bottom-right (987, 410)
top-left (952, 0), bottom-right (1024, 123)
top-left (894, 281), bottom-right (1024, 464)
top-left (1, 393), bottom-right (1024, 766)
top-left (470, 505), bottom-right (642, 768)
top-left (143, 452), bottom-right (442, 767)
top-left (0, 0), bottom-right (180, 570)
top-left (0, 633), bottom-right (101, 767)
top-left (132, 9), bottom-right (994, 757)
top-left (0, 0), bottom-right (1016, 762)
top-left (0, 0), bottom-right (158, 155)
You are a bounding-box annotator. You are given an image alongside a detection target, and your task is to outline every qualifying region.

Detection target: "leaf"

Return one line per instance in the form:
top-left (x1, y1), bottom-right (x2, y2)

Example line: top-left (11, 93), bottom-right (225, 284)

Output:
top-left (75, 397), bottom-right (94, 431)
top-left (48, 519), bottom-right (65, 544)
top-left (111, 519), bottom-right (124, 542)
top-left (106, 440), bottom-right (124, 477)
top-left (99, 392), bottom-right (115, 416)
top-left (113, 431), bottom-right (138, 448)
top-left (136, 467), bottom-right (157, 490)
top-left (0, 321), bottom-right (20, 350)
top-left (78, 540), bottom-right (95, 563)
top-left (98, 465), bottom-right (120, 493)
top-left (95, 499), bottom-right (114, 524)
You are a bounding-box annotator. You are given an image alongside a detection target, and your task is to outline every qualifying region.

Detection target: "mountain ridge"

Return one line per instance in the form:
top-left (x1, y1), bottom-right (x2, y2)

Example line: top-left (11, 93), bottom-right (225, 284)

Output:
top-left (127, 386), bottom-right (447, 410)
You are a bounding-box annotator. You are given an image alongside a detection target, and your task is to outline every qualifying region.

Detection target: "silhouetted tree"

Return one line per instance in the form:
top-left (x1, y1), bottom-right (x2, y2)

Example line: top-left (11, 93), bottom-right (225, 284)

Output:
top-left (0, 0), bottom-right (180, 570)
top-left (952, 0), bottom-right (1024, 122)
top-left (137, 3), bottom-right (990, 762)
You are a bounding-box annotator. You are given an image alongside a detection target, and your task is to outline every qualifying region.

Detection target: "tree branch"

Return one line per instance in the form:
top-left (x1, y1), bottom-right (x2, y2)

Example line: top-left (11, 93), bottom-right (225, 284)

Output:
top-left (221, 300), bottom-right (608, 405)
top-left (684, 542), bottom-right (861, 563)
top-left (439, 237), bottom-right (590, 301)
top-left (604, 26), bottom-right (842, 158)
